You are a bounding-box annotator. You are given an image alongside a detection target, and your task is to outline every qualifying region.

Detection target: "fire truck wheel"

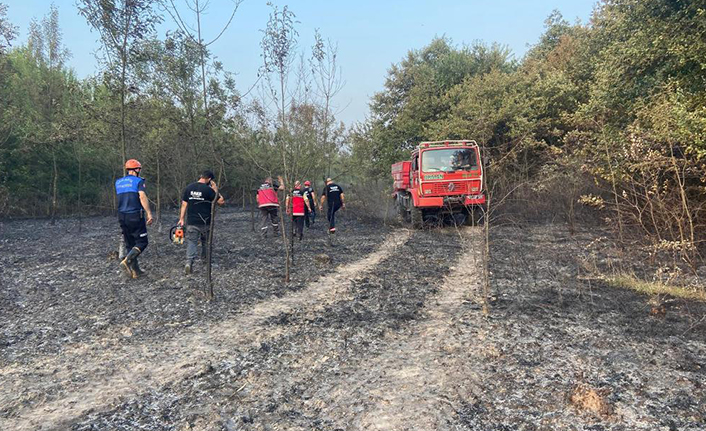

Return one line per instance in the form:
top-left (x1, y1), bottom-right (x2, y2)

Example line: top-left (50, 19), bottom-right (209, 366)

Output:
top-left (451, 212), bottom-right (466, 226)
top-left (411, 206), bottom-right (423, 229)
top-left (474, 206), bottom-right (486, 226)
top-left (396, 201), bottom-right (409, 224)
top-left (464, 206), bottom-right (485, 226)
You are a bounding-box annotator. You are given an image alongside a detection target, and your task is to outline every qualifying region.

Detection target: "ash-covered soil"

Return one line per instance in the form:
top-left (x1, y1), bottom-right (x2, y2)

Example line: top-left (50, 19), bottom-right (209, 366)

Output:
top-left (1, 211), bottom-right (705, 430)
top-left (460, 225), bottom-right (706, 431)
top-left (0, 208), bottom-right (388, 363)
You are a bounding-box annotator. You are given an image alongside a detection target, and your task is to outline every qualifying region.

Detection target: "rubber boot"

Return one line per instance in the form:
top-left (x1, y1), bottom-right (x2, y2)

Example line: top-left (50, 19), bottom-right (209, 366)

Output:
top-left (201, 245), bottom-right (208, 261)
top-left (132, 257), bottom-right (145, 277)
top-left (327, 228), bottom-right (335, 247)
top-left (120, 247), bottom-right (141, 278)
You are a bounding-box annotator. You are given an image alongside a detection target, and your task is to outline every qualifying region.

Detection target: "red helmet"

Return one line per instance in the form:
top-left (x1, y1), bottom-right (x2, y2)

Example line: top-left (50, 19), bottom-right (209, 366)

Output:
top-left (304, 180), bottom-right (311, 186)
top-left (125, 159), bottom-right (142, 170)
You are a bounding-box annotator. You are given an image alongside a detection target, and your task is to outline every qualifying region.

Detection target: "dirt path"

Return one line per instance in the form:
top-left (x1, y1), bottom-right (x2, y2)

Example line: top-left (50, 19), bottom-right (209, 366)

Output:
top-left (319, 228), bottom-right (485, 430)
top-left (0, 230), bottom-right (412, 431)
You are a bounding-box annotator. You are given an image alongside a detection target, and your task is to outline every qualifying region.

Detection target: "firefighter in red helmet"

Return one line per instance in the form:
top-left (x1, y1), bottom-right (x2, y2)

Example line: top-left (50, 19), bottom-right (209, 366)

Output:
top-left (286, 181), bottom-right (312, 241)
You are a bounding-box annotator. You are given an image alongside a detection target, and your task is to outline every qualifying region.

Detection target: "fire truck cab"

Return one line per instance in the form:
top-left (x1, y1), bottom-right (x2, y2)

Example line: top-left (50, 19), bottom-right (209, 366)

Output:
top-left (391, 140), bottom-right (486, 227)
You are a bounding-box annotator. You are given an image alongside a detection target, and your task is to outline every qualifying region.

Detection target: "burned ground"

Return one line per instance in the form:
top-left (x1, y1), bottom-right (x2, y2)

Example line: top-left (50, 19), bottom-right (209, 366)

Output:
top-left (0, 210), bottom-right (387, 365)
top-left (461, 226), bottom-right (706, 430)
top-left (1, 209), bottom-right (705, 430)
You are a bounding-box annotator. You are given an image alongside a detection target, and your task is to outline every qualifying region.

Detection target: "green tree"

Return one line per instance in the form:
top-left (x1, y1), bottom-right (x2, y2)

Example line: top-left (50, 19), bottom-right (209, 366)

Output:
top-left (0, 2), bottom-right (16, 53)
top-left (358, 38), bottom-right (515, 177)
top-left (3, 5), bottom-right (77, 222)
top-left (260, 2), bottom-right (299, 283)
top-left (78, 0), bottom-right (161, 172)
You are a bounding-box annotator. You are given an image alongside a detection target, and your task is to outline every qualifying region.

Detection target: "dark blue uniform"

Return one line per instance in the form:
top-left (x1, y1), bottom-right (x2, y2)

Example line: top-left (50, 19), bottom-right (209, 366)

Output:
top-left (115, 175), bottom-right (148, 252)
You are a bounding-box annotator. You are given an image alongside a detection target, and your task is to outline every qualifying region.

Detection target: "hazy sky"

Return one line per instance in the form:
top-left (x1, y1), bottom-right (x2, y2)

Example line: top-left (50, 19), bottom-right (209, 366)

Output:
top-left (3, 0), bottom-right (598, 126)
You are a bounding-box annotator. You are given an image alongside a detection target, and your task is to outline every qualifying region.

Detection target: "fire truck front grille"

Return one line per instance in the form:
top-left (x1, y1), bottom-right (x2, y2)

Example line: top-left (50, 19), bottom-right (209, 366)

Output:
top-left (429, 182), bottom-right (468, 195)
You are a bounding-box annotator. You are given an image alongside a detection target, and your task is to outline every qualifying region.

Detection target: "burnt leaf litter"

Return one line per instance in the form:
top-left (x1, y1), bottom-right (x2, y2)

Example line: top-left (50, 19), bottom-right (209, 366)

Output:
top-left (0, 209), bottom-right (705, 430)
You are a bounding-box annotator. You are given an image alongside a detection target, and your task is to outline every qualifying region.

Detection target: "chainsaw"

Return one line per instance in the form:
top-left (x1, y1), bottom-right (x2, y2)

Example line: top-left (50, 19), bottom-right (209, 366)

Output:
top-left (169, 225), bottom-right (185, 245)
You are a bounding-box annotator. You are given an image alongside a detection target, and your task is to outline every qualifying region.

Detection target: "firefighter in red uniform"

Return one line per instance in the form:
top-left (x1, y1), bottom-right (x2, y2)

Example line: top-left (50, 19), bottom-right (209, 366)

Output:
top-left (257, 176), bottom-right (284, 238)
top-left (286, 181), bottom-right (312, 241)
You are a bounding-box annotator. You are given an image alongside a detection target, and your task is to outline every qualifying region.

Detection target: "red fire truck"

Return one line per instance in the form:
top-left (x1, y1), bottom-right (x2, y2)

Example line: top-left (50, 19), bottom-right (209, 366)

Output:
top-left (391, 140), bottom-right (486, 227)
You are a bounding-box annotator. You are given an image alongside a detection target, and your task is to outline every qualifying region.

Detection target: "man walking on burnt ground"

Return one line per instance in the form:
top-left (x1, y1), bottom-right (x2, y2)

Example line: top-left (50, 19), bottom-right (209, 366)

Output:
top-left (179, 170), bottom-right (225, 275)
top-left (257, 176), bottom-right (284, 238)
top-left (115, 159), bottom-right (153, 278)
top-left (286, 181), bottom-right (312, 241)
top-left (303, 180), bottom-right (317, 228)
top-left (319, 178), bottom-right (345, 238)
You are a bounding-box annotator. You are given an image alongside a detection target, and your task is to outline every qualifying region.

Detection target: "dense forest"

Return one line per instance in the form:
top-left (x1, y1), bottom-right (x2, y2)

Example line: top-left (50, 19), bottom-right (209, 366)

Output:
top-left (0, 1), bottom-right (346, 223)
top-left (351, 0), bottom-right (706, 266)
top-left (1, 0), bottom-right (705, 263)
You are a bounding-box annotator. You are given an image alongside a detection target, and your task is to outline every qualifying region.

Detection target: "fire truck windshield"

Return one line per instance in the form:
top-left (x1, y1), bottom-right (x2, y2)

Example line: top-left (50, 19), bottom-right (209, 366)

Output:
top-left (421, 148), bottom-right (477, 172)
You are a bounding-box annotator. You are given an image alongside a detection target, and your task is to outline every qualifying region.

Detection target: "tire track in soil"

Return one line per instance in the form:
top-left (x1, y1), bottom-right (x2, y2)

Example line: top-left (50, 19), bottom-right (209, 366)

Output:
top-left (0, 230), bottom-right (412, 431)
top-left (322, 228), bottom-right (485, 430)
top-left (68, 227), bottom-right (467, 430)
